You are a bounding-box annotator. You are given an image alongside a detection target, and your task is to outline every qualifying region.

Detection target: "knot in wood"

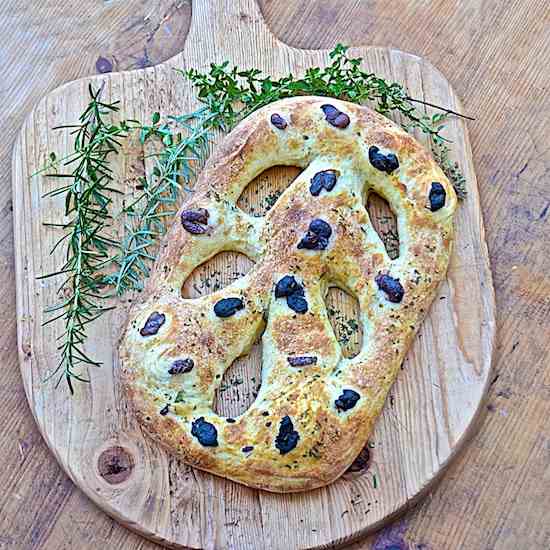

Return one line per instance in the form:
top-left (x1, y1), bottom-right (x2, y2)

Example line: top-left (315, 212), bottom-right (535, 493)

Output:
top-left (97, 446), bottom-right (135, 485)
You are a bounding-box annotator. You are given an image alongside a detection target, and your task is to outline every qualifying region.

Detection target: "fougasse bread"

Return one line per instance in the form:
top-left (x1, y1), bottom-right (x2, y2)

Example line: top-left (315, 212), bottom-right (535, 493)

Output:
top-left (120, 96), bottom-right (457, 493)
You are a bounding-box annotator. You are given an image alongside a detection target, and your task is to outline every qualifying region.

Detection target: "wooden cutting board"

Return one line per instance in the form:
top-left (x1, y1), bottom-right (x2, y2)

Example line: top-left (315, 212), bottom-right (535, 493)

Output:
top-left (11, 1), bottom-right (495, 548)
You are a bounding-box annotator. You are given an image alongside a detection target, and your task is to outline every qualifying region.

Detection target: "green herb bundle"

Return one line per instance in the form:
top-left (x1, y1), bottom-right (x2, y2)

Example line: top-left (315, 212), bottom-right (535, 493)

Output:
top-left (41, 91), bottom-right (212, 389)
top-left (39, 44), bottom-right (471, 391)
top-left (39, 84), bottom-right (133, 391)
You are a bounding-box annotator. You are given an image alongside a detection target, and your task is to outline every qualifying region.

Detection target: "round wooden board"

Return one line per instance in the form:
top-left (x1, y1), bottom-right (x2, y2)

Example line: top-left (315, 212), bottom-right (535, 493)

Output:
top-left (11, 1), bottom-right (495, 548)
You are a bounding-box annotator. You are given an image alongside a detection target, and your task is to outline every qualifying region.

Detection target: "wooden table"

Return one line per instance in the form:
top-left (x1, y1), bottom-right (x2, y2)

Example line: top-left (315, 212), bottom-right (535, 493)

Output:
top-left (1, 1), bottom-right (548, 549)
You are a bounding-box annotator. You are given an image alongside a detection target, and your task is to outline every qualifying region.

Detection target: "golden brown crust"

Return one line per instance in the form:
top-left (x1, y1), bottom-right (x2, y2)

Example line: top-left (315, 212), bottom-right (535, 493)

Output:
top-left (119, 96), bottom-right (457, 492)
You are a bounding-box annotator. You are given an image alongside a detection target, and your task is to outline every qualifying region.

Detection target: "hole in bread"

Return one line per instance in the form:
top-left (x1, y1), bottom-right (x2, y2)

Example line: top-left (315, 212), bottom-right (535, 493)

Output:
top-left (213, 337), bottom-right (263, 418)
top-left (326, 287), bottom-right (363, 358)
top-left (366, 192), bottom-right (400, 259)
top-left (237, 165), bottom-right (301, 216)
top-left (181, 251), bottom-right (255, 298)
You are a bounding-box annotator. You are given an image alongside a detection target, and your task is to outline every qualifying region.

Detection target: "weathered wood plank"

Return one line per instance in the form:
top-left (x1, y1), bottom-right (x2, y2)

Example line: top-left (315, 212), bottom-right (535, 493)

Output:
top-left (10, 1), bottom-right (494, 548)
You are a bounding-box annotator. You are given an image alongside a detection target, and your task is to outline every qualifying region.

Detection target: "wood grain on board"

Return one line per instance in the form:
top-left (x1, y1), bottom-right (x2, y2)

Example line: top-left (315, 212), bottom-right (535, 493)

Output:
top-left (10, 1), bottom-right (494, 548)
top-left (1, 1), bottom-right (549, 550)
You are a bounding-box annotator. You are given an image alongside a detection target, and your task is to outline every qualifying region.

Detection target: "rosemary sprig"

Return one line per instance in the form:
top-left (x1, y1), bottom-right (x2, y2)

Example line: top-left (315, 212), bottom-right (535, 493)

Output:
top-left (41, 84), bottom-right (135, 391)
top-left (105, 109), bottom-right (213, 294)
top-left (185, 43), bottom-right (470, 195)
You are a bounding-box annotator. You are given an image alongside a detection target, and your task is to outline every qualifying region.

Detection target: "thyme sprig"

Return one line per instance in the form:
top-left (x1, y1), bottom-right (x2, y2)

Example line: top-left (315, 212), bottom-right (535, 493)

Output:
top-left (432, 140), bottom-right (467, 199)
top-left (40, 84), bottom-right (135, 391)
top-left (186, 43), bottom-right (470, 195)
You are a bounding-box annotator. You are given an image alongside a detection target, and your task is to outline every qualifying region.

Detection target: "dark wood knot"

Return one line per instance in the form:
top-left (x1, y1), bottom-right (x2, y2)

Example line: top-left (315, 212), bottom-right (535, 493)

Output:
top-left (95, 56), bottom-right (113, 74)
top-left (97, 446), bottom-right (135, 484)
top-left (345, 444), bottom-right (371, 474)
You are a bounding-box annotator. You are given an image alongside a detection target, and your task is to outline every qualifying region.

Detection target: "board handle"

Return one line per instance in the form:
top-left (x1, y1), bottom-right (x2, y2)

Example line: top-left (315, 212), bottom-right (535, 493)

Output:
top-left (183, 0), bottom-right (280, 65)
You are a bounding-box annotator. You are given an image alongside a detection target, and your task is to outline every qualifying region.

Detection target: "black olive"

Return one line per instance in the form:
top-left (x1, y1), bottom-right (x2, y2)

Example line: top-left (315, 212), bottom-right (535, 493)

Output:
top-left (333, 112), bottom-right (350, 128)
top-left (242, 446), bottom-right (254, 453)
top-left (140, 312), bottom-right (166, 336)
top-left (270, 113), bottom-right (287, 130)
top-left (275, 415), bottom-right (300, 454)
top-left (181, 221), bottom-right (207, 234)
top-left (275, 275), bottom-right (301, 298)
top-left (261, 411), bottom-right (270, 416)
top-left (168, 358), bottom-right (194, 375)
top-left (191, 417), bottom-right (218, 447)
top-left (181, 208), bottom-right (208, 223)
top-left (335, 389), bottom-right (361, 411)
top-left (181, 208), bottom-right (209, 234)
top-left (321, 104), bottom-right (350, 128)
top-left (159, 404), bottom-right (169, 416)
top-left (287, 356), bottom-right (317, 367)
top-left (429, 182), bottom-right (446, 211)
top-left (368, 146), bottom-right (399, 174)
top-left (321, 104), bottom-right (339, 119)
top-left (297, 232), bottom-right (325, 250)
top-left (310, 170), bottom-right (339, 196)
top-left (214, 297), bottom-right (244, 318)
top-left (375, 273), bottom-right (405, 303)
top-left (226, 418), bottom-right (236, 423)
top-left (287, 294), bottom-right (308, 314)
top-left (275, 276), bottom-right (308, 314)
top-left (309, 219), bottom-right (332, 238)
top-left (298, 219), bottom-right (332, 250)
